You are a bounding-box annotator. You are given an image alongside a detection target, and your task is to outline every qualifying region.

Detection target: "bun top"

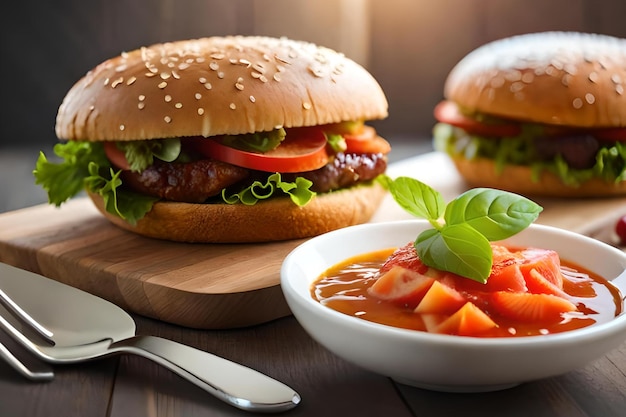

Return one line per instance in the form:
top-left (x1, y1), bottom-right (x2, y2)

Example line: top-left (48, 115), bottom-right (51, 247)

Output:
top-left (56, 36), bottom-right (388, 141)
top-left (443, 32), bottom-right (626, 128)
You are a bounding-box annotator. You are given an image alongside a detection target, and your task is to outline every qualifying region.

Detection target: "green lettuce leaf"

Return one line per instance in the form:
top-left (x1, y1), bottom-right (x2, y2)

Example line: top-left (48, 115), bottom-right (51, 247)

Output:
top-left (433, 123), bottom-right (626, 186)
top-left (222, 173), bottom-right (316, 206)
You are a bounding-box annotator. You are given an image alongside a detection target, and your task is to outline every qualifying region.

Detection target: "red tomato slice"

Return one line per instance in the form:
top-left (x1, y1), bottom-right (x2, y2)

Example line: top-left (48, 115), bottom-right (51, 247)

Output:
top-left (194, 127), bottom-right (330, 173)
top-left (103, 142), bottom-right (131, 170)
top-left (343, 125), bottom-right (391, 154)
top-left (434, 100), bottom-right (522, 137)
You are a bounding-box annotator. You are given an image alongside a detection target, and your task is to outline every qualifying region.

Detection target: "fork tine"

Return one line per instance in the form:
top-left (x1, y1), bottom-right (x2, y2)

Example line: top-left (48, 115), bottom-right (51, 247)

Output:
top-left (0, 288), bottom-right (55, 345)
top-left (0, 332), bottom-right (54, 381)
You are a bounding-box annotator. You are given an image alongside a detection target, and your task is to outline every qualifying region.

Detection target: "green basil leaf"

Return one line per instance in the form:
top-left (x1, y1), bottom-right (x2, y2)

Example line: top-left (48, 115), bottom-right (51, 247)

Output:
top-left (387, 176), bottom-right (445, 221)
top-left (444, 188), bottom-right (543, 241)
top-left (415, 223), bottom-right (492, 283)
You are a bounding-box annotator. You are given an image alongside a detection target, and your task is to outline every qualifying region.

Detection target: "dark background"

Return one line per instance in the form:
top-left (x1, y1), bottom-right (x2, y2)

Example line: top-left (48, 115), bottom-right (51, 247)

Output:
top-left (1, 0), bottom-right (625, 150)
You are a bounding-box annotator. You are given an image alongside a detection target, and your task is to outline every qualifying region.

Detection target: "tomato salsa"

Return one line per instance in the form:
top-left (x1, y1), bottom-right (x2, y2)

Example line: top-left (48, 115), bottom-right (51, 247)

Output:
top-left (311, 243), bottom-right (623, 338)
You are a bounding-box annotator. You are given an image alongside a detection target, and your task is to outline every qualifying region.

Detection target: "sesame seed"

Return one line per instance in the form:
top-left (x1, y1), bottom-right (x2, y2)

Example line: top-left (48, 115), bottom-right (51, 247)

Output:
top-left (588, 72), bottom-right (599, 83)
top-left (210, 53), bottom-right (225, 60)
top-left (204, 82), bottom-right (212, 90)
top-left (164, 95), bottom-right (172, 102)
top-left (229, 103), bottom-right (236, 110)
top-left (572, 98), bottom-right (583, 109)
top-left (158, 81), bottom-right (167, 89)
top-left (126, 76), bottom-right (137, 85)
top-left (611, 74), bottom-right (622, 84)
top-left (119, 124), bottom-right (125, 131)
top-left (209, 62), bottom-right (219, 71)
top-left (616, 85), bottom-right (624, 95)
top-left (160, 72), bottom-right (171, 80)
top-left (196, 57), bottom-right (205, 63)
top-left (198, 108), bottom-right (205, 115)
top-left (235, 77), bottom-right (244, 90)
top-left (138, 102), bottom-right (145, 110)
top-left (103, 78), bottom-right (110, 86)
top-left (521, 72), bottom-right (534, 83)
top-left (199, 77), bottom-right (207, 83)
top-left (145, 72), bottom-right (157, 78)
top-left (490, 77), bottom-right (505, 88)
top-left (585, 93), bottom-right (595, 104)
top-left (164, 116), bottom-right (172, 123)
top-left (259, 75), bottom-right (268, 83)
top-left (195, 93), bottom-right (202, 100)
top-left (249, 95), bottom-right (256, 103)
top-left (303, 102), bottom-right (312, 110)
top-left (138, 95), bottom-right (145, 101)
top-left (510, 81), bottom-right (524, 93)
top-left (172, 71), bottom-right (180, 79)
top-left (175, 102), bottom-right (182, 109)
top-left (178, 63), bottom-right (190, 70)
top-left (111, 77), bottom-right (123, 88)
top-left (273, 73), bottom-right (281, 82)
top-left (218, 72), bottom-right (225, 79)
top-left (251, 72), bottom-right (262, 79)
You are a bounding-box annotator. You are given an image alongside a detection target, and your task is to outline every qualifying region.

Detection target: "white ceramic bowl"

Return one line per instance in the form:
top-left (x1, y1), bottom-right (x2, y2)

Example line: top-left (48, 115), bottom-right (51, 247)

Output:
top-left (281, 220), bottom-right (626, 392)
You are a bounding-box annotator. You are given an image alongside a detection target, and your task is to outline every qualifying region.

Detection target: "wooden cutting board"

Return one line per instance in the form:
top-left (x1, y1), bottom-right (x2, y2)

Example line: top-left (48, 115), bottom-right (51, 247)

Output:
top-left (1, 152), bottom-right (625, 329)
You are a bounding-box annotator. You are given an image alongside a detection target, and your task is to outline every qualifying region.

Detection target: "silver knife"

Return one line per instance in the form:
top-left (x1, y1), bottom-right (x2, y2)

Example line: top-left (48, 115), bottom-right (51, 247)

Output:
top-left (0, 262), bottom-right (300, 412)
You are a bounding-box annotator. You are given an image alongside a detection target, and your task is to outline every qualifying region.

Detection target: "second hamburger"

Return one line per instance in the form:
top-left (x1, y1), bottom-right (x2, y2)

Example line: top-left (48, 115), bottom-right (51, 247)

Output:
top-left (433, 31), bottom-right (626, 197)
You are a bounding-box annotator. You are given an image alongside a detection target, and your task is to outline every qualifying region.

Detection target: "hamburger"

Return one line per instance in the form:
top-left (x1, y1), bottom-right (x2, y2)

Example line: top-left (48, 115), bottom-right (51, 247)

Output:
top-left (433, 31), bottom-right (626, 197)
top-left (34, 36), bottom-right (390, 242)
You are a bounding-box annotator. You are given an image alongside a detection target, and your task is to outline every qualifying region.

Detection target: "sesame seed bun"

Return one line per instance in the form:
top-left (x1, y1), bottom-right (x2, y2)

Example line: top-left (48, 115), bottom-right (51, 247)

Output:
top-left (444, 31), bottom-right (626, 128)
top-left (56, 36), bottom-right (388, 141)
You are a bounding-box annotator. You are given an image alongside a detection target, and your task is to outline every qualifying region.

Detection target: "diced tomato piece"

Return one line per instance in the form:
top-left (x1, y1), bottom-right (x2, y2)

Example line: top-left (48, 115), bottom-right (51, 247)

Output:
top-left (414, 281), bottom-right (466, 314)
top-left (368, 266), bottom-right (434, 308)
top-left (491, 291), bottom-right (576, 322)
top-left (380, 242), bottom-right (428, 275)
top-left (442, 245), bottom-right (527, 293)
top-left (435, 302), bottom-right (498, 336)
top-left (421, 313), bottom-right (448, 333)
top-left (518, 248), bottom-right (564, 289)
top-left (526, 268), bottom-right (569, 298)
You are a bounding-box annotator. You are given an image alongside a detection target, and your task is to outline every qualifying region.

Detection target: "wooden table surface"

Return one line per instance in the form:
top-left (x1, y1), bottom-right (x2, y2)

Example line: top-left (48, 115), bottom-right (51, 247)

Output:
top-left (1, 150), bottom-right (625, 417)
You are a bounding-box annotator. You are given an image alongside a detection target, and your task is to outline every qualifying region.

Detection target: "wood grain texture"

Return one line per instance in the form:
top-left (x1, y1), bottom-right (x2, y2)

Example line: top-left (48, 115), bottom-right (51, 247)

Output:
top-left (0, 199), bottom-right (298, 329)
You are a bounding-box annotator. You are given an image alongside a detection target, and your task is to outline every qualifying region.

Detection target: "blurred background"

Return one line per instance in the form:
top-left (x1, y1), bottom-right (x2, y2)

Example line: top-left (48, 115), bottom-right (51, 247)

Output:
top-left (1, 0), bottom-right (625, 211)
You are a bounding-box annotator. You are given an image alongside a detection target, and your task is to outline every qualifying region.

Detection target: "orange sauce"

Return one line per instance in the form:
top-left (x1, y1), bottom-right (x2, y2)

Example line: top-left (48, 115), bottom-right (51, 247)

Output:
top-left (311, 247), bottom-right (624, 337)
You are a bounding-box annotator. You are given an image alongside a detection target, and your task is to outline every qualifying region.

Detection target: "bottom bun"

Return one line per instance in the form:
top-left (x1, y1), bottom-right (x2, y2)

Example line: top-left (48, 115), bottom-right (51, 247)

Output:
top-left (452, 157), bottom-right (626, 198)
top-left (88, 182), bottom-right (387, 243)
